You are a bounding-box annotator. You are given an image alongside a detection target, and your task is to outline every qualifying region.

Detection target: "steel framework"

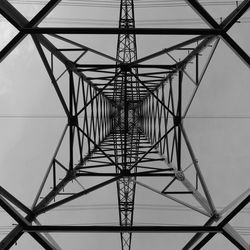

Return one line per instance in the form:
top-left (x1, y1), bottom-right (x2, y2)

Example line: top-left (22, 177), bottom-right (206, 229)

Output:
top-left (0, 0), bottom-right (250, 249)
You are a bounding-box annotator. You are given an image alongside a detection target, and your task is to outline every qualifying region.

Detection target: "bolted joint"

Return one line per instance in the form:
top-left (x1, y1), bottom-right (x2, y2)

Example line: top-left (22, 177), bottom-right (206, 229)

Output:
top-left (65, 60), bottom-right (75, 71)
top-left (121, 169), bottom-right (131, 176)
top-left (175, 170), bottom-right (185, 181)
top-left (211, 212), bottom-right (220, 220)
top-left (174, 115), bottom-right (182, 127)
top-left (120, 63), bottom-right (130, 72)
top-left (68, 115), bottom-right (78, 126)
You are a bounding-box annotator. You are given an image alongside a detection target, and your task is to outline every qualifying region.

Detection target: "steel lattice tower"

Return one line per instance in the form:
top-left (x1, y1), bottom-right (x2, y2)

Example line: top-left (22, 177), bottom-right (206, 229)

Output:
top-left (0, 0), bottom-right (250, 249)
top-left (115, 1), bottom-right (138, 249)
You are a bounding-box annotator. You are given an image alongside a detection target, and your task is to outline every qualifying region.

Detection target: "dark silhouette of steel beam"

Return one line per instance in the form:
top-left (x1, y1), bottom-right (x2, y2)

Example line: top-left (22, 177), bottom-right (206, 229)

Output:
top-left (185, 0), bottom-right (250, 67)
top-left (0, 194), bottom-right (56, 250)
top-left (0, 0), bottom-right (61, 62)
top-left (21, 27), bottom-right (222, 35)
top-left (23, 225), bottom-right (221, 233)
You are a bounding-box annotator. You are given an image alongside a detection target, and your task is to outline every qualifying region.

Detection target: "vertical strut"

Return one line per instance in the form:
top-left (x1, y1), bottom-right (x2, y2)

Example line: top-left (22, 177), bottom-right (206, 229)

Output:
top-left (115, 1), bottom-right (138, 249)
top-left (177, 70), bottom-right (183, 171)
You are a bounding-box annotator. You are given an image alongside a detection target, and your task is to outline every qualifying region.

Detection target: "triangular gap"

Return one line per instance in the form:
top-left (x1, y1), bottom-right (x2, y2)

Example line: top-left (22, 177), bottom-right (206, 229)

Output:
top-left (71, 72), bottom-right (102, 151)
top-left (43, 34), bottom-right (89, 63)
top-left (73, 74), bottom-right (84, 117)
top-left (136, 35), bottom-right (203, 65)
top-left (185, 38), bottom-right (250, 118)
top-left (136, 69), bottom-right (178, 118)
top-left (94, 94), bottom-right (102, 145)
top-left (138, 79), bottom-right (177, 162)
top-left (35, 185), bottom-right (120, 249)
top-left (78, 79), bottom-right (94, 158)
top-left (78, 137), bottom-right (117, 174)
top-left (178, 38), bottom-right (220, 115)
top-left (163, 128), bottom-right (177, 165)
top-left (88, 87), bottom-right (99, 145)
top-left (35, 120), bottom-right (118, 211)
top-left (99, 95), bottom-right (108, 142)
top-left (37, 176), bottom-right (119, 224)
top-left (81, 67), bottom-right (115, 106)
top-left (72, 121), bottom-right (83, 169)
top-left (70, 42), bottom-right (117, 64)
top-left (73, 76), bottom-right (89, 159)
top-left (182, 112), bottom-right (250, 211)
top-left (81, 82), bottom-right (94, 145)
top-left (160, 169), bottom-right (212, 217)
top-left (181, 73), bottom-right (195, 116)
top-left (180, 124), bottom-right (216, 211)
top-left (42, 34), bottom-right (89, 68)
top-left (164, 36), bottom-right (212, 68)
top-left (155, 87), bottom-right (165, 155)
top-left (150, 123), bottom-right (217, 217)
top-left (44, 34), bottom-right (119, 92)
top-left (46, 33), bottom-right (117, 63)
top-left (198, 1), bottom-right (240, 25)
top-left (86, 87), bottom-right (95, 143)
top-left (35, 168), bottom-right (78, 211)
top-left (135, 149), bottom-right (173, 174)
top-left (87, 98), bottom-right (110, 155)
top-left (135, 37), bottom-right (215, 107)
top-left (136, 49), bottom-right (174, 65)
top-left (36, 126), bottom-right (70, 203)
top-left (36, 40), bottom-right (73, 118)
top-left (203, 232), bottom-right (245, 250)
top-left (78, 115), bottom-right (89, 158)
top-left (160, 182), bottom-right (211, 218)
top-left (36, 128), bottom-right (119, 209)
top-left (38, 37), bottom-right (69, 83)
top-left (0, 15), bottom-right (19, 51)
top-left (133, 178), bottom-right (210, 226)
top-left (166, 37), bottom-right (218, 80)
top-left (158, 116), bottom-right (175, 162)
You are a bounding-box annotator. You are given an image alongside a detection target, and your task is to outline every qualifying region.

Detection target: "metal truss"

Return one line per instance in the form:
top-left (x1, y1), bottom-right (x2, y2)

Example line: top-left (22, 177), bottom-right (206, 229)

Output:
top-left (0, 0), bottom-right (250, 249)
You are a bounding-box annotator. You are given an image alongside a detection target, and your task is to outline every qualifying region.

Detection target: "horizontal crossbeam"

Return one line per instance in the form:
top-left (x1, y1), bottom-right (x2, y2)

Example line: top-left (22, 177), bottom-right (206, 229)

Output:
top-left (21, 27), bottom-right (223, 35)
top-left (23, 225), bottom-right (221, 233)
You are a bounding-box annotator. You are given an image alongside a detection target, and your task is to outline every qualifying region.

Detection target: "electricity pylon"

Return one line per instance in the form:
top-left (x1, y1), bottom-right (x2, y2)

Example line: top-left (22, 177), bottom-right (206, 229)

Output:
top-left (114, 1), bottom-right (139, 249)
top-left (0, 0), bottom-right (250, 249)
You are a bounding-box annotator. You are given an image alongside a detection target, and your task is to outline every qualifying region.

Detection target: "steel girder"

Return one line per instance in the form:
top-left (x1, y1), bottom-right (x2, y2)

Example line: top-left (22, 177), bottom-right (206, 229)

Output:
top-left (0, 0), bottom-right (250, 250)
top-left (114, 1), bottom-right (139, 249)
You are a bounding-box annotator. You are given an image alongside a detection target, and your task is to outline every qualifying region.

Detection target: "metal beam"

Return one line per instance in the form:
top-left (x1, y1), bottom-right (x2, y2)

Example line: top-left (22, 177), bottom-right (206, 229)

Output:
top-left (23, 225), bottom-right (221, 233)
top-left (0, 196), bottom-right (56, 250)
top-left (0, 0), bottom-right (61, 62)
top-left (185, 0), bottom-right (250, 67)
top-left (221, 0), bottom-right (250, 31)
top-left (185, 0), bottom-right (220, 29)
top-left (32, 35), bottom-right (70, 117)
top-left (21, 27), bottom-right (222, 35)
top-left (191, 190), bottom-right (250, 249)
top-left (34, 176), bottom-right (121, 215)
